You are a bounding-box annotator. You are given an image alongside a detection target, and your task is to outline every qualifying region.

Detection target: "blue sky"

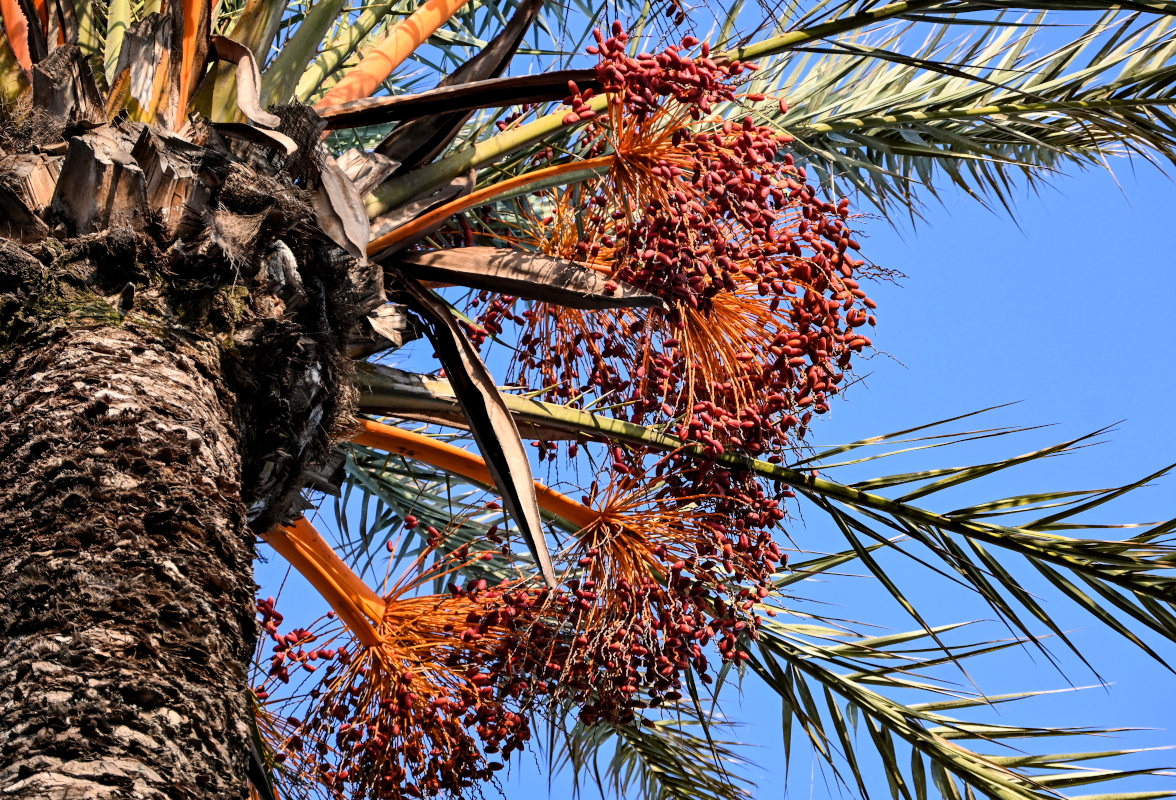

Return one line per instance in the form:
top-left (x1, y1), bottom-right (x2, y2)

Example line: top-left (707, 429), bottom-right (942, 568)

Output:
top-left (493, 161), bottom-right (1176, 796)
top-left (259, 158), bottom-right (1176, 799)
top-left (259, 15), bottom-right (1176, 797)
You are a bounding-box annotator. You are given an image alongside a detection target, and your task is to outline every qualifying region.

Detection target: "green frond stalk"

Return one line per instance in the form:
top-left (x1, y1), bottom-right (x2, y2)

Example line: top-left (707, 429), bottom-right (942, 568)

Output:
top-left (294, 0), bottom-right (406, 103)
top-left (794, 99), bottom-right (1176, 136)
top-left (102, 0), bottom-right (132, 83)
top-left (259, 0), bottom-right (345, 107)
top-left (0, 30), bottom-right (28, 102)
top-left (365, 93), bottom-right (610, 215)
top-left (731, 0), bottom-right (942, 62)
top-left (357, 366), bottom-right (1176, 661)
top-left (72, 0), bottom-right (103, 84)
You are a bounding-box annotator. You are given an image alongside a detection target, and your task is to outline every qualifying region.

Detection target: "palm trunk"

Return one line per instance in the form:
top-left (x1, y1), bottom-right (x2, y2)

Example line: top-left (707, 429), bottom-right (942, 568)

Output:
top-left (0, 84), bottom-right (370, 792)
top-left (0, 325), bottom-right (254, 797)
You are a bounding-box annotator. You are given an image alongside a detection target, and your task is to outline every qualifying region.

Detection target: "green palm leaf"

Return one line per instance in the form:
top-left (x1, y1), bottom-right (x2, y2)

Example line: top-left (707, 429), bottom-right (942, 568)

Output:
top-left (747, 10), bottom-right (1176, 215)
top-left (546, 706), bottom-right (755, 800)
top-left (351, 3), bottom-right (1176, 217)
top-left (749, 619), bottom-right (1176, 800)
top-left (343, 378), bottom-right (1176, 798)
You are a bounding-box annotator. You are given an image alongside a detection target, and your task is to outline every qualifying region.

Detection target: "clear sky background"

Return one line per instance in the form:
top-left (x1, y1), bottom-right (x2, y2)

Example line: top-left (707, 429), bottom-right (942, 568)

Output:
top-left (259, 18), bottom-right (1176, 800)
top-left (258, 159), bottom-right (1176, 798)
top-left (494, 159), bottom-right (1176, 796)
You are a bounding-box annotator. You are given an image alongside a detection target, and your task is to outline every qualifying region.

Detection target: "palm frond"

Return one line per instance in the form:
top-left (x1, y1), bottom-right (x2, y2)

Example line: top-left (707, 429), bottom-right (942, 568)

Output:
top-left (359, 373), bottom-right (1176, 662)
top-left (748, 618), bottom-right (1176, 800)
top-left (548, 703), bottom-right (755, 800)
top-left (353, 4), bottom-right (1176, 218)
top-left (742, 10), bottom-right (1176, 216)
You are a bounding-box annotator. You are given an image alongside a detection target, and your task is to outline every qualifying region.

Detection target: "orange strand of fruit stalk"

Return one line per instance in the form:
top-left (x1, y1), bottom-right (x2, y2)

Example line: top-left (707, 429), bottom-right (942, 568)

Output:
top-left (366, 156), bottom-right (614, 257)
top-left (352, 419), bottom-right (597, 530)
top-left (314, 0), bottom-right (471, 110)
top-left (0, 0), bottom-right (32, 71)
top-left (174, 0), bottom-right (209, 130)
top-left (262, 517), bottom-right (385, 646)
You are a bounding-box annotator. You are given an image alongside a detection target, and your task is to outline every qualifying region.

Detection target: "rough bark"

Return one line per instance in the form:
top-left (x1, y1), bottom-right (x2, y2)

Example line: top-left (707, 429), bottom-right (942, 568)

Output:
top-left (0, 325), bottom-right (253, 798)
top-left (0, 89), bottom-right (374, 794)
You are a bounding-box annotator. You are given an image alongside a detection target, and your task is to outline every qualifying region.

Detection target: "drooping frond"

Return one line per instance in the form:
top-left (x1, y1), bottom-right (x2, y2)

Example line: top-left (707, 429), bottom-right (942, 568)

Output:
top-left (548, 704), bottom-right (756, 800)
top-left (359, 376), bottom-right (1176, 666)
top-left (748, 10), bottom-right (1176, 216)
top-left (347, 382), bottom-right (1176, 799)
top-left (748, 615), bottom-right (1176, 800)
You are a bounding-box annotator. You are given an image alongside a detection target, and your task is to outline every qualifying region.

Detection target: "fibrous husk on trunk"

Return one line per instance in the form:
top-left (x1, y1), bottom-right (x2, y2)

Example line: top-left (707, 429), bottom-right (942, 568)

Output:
top-left (0, 41), bottom-right (397, 797)
top-left (1, 94), bottom-right (374, 533)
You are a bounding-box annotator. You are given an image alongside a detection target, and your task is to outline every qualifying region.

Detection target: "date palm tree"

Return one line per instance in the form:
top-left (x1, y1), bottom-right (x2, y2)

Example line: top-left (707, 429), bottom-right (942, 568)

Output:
top-left (0, 2), bottom-right (1175, 799)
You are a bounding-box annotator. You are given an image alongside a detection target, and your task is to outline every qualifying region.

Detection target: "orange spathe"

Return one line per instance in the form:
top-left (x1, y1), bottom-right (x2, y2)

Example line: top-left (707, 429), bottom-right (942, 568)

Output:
top-left (366, 156), bottom-right (613, 256)
top-left (264, 517), bottom-right (385, 645)
top-left (314, 0), bottom-right (471, 109)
